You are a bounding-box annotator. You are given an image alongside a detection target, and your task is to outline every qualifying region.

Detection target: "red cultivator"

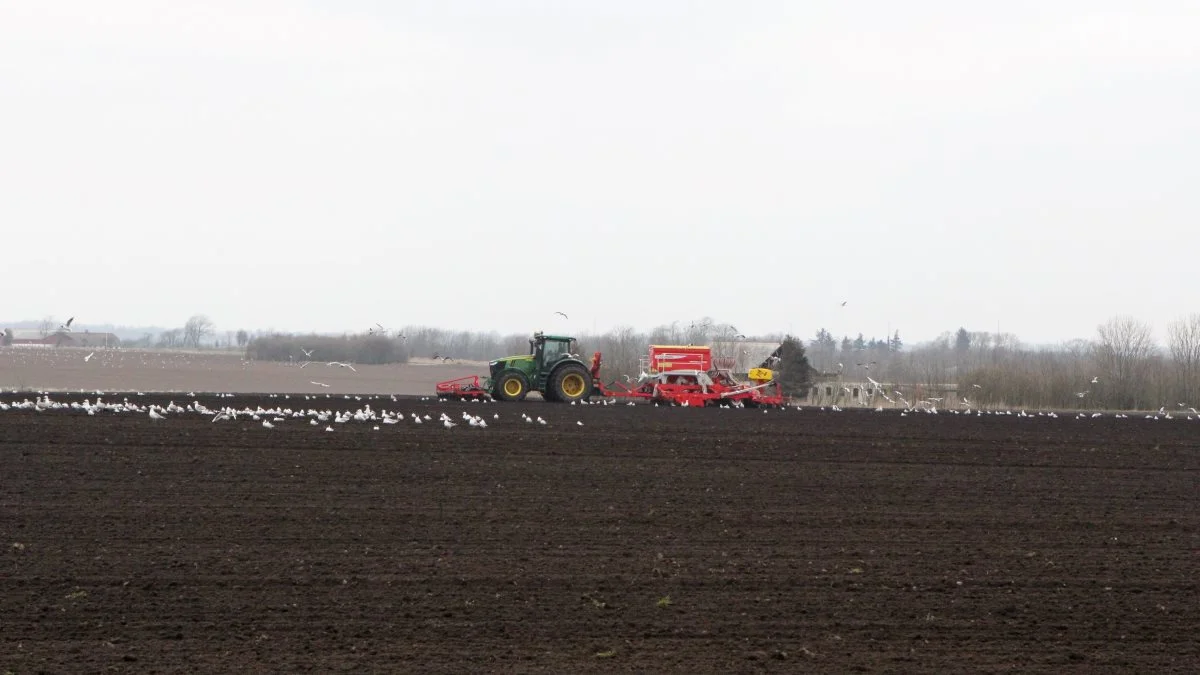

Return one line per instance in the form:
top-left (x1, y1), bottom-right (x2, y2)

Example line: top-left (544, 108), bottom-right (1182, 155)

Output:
top-left (434, 376), bottom-right (491, 400)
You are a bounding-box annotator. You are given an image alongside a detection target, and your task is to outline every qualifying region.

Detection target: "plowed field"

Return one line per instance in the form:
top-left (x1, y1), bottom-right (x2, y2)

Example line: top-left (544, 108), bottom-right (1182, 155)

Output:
top-left (2, 392), bottom-right (1198, 673)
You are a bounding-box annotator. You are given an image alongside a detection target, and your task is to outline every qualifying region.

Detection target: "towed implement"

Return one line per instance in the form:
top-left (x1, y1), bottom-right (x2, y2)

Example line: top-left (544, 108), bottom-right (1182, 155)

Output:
top-left (436, 332), bottom-right (787, 407)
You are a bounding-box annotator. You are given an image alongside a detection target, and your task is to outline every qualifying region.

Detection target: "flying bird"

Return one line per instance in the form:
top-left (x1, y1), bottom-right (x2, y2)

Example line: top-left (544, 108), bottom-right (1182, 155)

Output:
top-left (840, 301), bottom-right (847, 307)
top-left (328, 362), bottom-right (357, 371)
top-left (554, 311), bottom-right (568, 319)
top-left (1091, 376), bottom-right (1100, 383)
top-left (310, 381), bottom-right (331, 388)
top-left (301, 348), bottom-right (314, 358)
top-left (84, 352), bottom-right (94, 362)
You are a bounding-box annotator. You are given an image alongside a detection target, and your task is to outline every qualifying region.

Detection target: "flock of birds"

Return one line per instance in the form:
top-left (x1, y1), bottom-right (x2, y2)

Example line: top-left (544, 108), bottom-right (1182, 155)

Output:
top-left (0, 392), bottom-right (635, 431)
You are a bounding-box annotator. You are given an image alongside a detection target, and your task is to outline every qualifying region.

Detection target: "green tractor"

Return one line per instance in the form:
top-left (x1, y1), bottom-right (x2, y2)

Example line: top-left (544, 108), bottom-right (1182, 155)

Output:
top-left (486, 332), bottom-right (595, 403)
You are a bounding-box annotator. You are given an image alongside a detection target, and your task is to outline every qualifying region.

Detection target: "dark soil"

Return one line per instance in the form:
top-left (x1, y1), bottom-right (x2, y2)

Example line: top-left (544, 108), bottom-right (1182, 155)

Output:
top-left (2, 393), bottom-right (1198, 673)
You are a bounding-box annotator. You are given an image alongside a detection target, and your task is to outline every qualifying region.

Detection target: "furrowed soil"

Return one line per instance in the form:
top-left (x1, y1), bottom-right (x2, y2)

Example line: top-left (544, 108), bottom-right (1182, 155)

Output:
top-left (2, 393), bottom-right (1198, 673)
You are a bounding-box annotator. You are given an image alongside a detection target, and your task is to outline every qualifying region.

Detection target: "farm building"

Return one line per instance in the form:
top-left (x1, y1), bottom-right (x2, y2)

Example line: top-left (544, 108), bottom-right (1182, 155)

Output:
top-left (802, 375), bottom-right (960, 409)
top-left (3, 329), bottom-right (121, 348)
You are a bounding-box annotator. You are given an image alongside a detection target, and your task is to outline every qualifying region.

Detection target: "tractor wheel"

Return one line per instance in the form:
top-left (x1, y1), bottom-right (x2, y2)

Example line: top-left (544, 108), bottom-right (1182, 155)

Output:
top-left (550, 364), bottom-right (592, 403)
top-left (494, 372), bottom-right (529, 402)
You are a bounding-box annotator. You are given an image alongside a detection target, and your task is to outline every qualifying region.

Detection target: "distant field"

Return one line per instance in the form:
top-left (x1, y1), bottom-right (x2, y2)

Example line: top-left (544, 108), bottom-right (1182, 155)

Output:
top-left (0, 347), bottom-right (483, 395)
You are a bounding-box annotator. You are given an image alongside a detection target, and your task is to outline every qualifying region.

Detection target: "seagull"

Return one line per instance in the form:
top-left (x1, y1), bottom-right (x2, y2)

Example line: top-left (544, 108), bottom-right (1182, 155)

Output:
top-left (262, 420), bottom-right (274, 429)
top-left (328, 362), bottom-right (357, 371)
top-left (84, 352), bottom-right (94, 362)
top-left (840, 301), bottom-right (847, 307)
top-left (554, 311), bottom-right (568, 319)
top-left (301, 348), bottom-right (314, 358)
top-left (148, 409), bottom-right (166, 420)
top-left (310, 381), bottom-right (330, 388)
top-left (1091, 376), bottom-right (1100, 384)
top-left (734, 334), bottom-right (747, 339)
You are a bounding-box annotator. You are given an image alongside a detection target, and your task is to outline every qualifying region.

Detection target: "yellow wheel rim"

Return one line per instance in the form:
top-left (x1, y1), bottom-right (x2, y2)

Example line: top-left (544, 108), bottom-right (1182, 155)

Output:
top-left (503, 378), bottom-right (523, 397)
top-left (561, 373), bottom-right (586, 398)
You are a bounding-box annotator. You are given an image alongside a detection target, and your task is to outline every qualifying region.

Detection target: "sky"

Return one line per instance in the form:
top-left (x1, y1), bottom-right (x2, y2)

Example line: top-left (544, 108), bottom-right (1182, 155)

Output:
top-left (2, 1), bottom-right (1197, 346)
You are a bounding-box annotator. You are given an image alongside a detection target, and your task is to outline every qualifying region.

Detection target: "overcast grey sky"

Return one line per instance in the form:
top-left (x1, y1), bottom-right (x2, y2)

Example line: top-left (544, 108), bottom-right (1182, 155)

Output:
top-left (2, 1), bottom-right (1196, 345)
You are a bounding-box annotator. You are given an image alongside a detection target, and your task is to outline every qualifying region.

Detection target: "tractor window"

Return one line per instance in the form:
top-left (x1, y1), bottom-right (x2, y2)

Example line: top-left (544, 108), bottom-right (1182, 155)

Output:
top-left (542, 340), bottom-right (567, 364)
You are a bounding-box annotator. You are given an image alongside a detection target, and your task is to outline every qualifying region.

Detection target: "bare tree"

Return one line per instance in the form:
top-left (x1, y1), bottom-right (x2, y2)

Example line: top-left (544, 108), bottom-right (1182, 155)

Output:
top-left (182, 315), bottom-right (215, 349)
top-left (157, 329), bottom-right (182, 349)
top-left (1092, 316), bottom-right (1156, 410)
top-left (1167, 313), bottom-right (1200, 405)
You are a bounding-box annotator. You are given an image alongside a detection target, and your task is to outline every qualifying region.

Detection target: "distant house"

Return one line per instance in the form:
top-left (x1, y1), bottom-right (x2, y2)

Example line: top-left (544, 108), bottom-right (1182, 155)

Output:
top-left (5, 329), bottom-right (121, 348)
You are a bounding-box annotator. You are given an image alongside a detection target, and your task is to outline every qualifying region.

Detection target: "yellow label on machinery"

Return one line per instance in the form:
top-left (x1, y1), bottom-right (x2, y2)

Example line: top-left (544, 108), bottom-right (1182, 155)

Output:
top-left (748, 368), bottom-right (773, 381)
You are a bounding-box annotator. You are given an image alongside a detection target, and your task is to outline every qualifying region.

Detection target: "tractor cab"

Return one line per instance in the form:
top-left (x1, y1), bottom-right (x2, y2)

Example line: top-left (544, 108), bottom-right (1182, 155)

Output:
top-left (531, 332), bottom-right (576, 369)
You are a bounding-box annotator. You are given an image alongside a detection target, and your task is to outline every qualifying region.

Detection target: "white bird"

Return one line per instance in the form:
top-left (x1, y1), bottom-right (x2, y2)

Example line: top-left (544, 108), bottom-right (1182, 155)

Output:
top-left (84, 352), bottom-right (94, 362)
top-left (536, 417), bottom-right (546, 425)
top-left (301, 348), bottom-right (314, 358)
top-left (310, 381), bottom-right (330, 388)
top-left (1091, 376), bottom-right (1100, 384)
top-left (262, 420), bottom-right (274, 429)
top-left (328, 362), bottom-right (357, 372)
top-left (576, 420), bottom-right (584, 426)
top-left (148, 409), bottom-right (165, 420)
top-left (443, 420), bottom-right (456, 429)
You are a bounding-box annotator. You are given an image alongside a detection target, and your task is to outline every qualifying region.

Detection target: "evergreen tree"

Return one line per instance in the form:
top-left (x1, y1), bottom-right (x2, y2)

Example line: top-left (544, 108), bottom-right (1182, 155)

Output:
top-left (776, 334), bottom-right (814, 395)
top-left (955, 327), bottom-right (971, 353)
